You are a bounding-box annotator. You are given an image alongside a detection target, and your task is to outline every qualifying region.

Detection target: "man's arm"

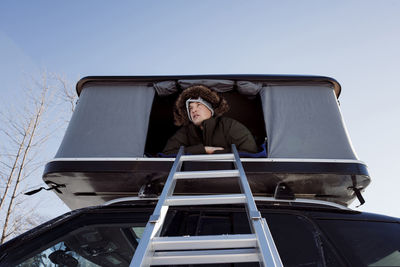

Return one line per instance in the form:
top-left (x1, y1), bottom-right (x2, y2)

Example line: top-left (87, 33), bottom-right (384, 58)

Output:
top-left (163, 127), bottom-right (206, 155)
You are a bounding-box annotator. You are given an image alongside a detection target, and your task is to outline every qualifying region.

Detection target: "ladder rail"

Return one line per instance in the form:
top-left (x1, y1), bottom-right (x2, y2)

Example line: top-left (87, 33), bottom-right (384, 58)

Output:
top-left (130, 146), bottom-right (185, 267)
top-left (261, 218), bottom-right (284, 265)
top-left (232, 144), bottom-right (262, 220)
top-left (231, 144), bottom-right (284, 267)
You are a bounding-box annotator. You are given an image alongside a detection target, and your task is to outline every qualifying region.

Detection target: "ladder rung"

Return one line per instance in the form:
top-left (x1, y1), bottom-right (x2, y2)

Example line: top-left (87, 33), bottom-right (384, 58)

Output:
top-left (174, 170), bottom-right (239, 179)
top-left (152, 234), bottom-right (257, 250)
top-left (151, 248), bottom-right (259, 265)
top-left (181, 153), bottom-right (234, 161)
top-left (166, 194), bottom-right (246, 206)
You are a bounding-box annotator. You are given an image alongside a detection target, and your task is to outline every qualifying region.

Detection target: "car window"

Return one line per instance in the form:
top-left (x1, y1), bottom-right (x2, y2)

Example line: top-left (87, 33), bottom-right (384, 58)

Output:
top-left (162, 210), bottom-right (342, 267)
top-left (263, 213), bottom-right (343, 267)
top-left (17, 241), bottom-right (102, 267)
top-left (14, 224), bottom-right (142, 267)
top-left (317, 219), bottom-right (400, 267)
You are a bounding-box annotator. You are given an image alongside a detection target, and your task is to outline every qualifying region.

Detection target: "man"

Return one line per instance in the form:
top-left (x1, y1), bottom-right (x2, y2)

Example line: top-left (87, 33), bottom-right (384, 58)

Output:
top-left (163, 85), bottom-right (258, 155)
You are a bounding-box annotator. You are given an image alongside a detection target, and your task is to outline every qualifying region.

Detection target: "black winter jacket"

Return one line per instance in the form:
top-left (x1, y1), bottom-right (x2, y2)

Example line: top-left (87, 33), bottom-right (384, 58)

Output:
top-left (163, 117), bottom-right (258, 155)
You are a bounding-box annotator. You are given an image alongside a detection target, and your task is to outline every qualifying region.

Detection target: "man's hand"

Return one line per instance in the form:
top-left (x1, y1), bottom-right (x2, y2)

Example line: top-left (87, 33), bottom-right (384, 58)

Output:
top-left (204, 146), bottom-right (224, 154)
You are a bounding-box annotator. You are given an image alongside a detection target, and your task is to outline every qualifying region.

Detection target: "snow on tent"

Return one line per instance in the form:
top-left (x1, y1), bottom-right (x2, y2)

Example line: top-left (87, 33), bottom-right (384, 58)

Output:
top-left (43, 75), bottom-right (370, 209)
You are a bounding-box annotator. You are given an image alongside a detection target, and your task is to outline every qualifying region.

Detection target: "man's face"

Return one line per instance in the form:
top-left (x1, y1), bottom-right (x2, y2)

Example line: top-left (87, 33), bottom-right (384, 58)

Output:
top-left (189, 102), bottom-right (212, 126)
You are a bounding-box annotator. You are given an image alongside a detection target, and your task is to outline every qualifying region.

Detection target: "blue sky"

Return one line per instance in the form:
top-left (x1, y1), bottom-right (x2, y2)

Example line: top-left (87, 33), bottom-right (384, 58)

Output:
top-left (1, 1), bottom-right (399, 218)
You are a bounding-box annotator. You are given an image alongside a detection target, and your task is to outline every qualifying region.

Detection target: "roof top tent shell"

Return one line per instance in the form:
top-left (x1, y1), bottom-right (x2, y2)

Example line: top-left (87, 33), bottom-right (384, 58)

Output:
top-left (44, 75), bottom-right (370, 209)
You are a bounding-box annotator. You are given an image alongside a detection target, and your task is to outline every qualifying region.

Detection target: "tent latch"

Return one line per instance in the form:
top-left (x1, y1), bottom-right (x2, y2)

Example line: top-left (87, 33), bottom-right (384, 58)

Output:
top-left (24, 182), bottom-right (66, 196)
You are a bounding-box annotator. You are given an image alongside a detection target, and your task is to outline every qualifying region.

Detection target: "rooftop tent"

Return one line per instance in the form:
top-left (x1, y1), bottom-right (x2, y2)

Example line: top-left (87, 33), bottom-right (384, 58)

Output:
top-left (55, 78), bottom-right (268, 158)
top-left (54, 76), bottom-right (355, 159)
top-left (45, 75), bottom-right (370, 210)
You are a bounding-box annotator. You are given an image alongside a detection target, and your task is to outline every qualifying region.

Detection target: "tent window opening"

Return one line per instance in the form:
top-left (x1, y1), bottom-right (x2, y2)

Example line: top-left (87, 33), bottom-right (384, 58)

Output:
top-left (144, 90), bottom-right (267, 156)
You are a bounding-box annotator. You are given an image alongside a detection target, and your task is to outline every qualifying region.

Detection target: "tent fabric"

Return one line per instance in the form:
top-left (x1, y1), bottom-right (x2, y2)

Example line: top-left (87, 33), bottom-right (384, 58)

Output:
top-left (55, 84), bottom-right (154, 157)
top-left (153, 81), bottom-right (177, 96)
top-left (237, 81), bottom-right (263, 95)
top-left (54, 80), bottom-right (359, 160)
top-left (154, 80), bottom-right (261, 96)
top-left (260, 85), bottom-right (358, 159)
top-left (178, 79), bottom-right (234, 92)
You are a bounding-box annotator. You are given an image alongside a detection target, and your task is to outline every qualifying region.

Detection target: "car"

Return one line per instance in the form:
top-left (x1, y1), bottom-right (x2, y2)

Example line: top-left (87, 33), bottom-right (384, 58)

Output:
top-left (1, 75), bottom-right (399, 266)
top-left (1, 200), bottom-right (399, 266)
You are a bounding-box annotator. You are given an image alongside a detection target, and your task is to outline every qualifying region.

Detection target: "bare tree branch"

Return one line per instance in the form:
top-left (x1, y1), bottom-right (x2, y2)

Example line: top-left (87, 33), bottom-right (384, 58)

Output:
top-left (1, 72), bottom-right (52, 244)
top-left (52, 73), bottom-right (76, 113)
top-left (0, 117), bottom-right (32, 211)
top-left (0, 71), bottom-right (77, 243)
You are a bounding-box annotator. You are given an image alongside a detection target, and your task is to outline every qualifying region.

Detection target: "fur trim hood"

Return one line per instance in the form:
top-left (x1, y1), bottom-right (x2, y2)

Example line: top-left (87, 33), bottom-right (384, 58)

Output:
top-left (174, 85), bottom-right (229, 126)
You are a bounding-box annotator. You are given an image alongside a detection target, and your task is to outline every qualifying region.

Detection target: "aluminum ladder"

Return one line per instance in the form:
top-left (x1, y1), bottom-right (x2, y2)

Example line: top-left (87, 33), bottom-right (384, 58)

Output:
top-left (130, 144), bottom-right (283, 266)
